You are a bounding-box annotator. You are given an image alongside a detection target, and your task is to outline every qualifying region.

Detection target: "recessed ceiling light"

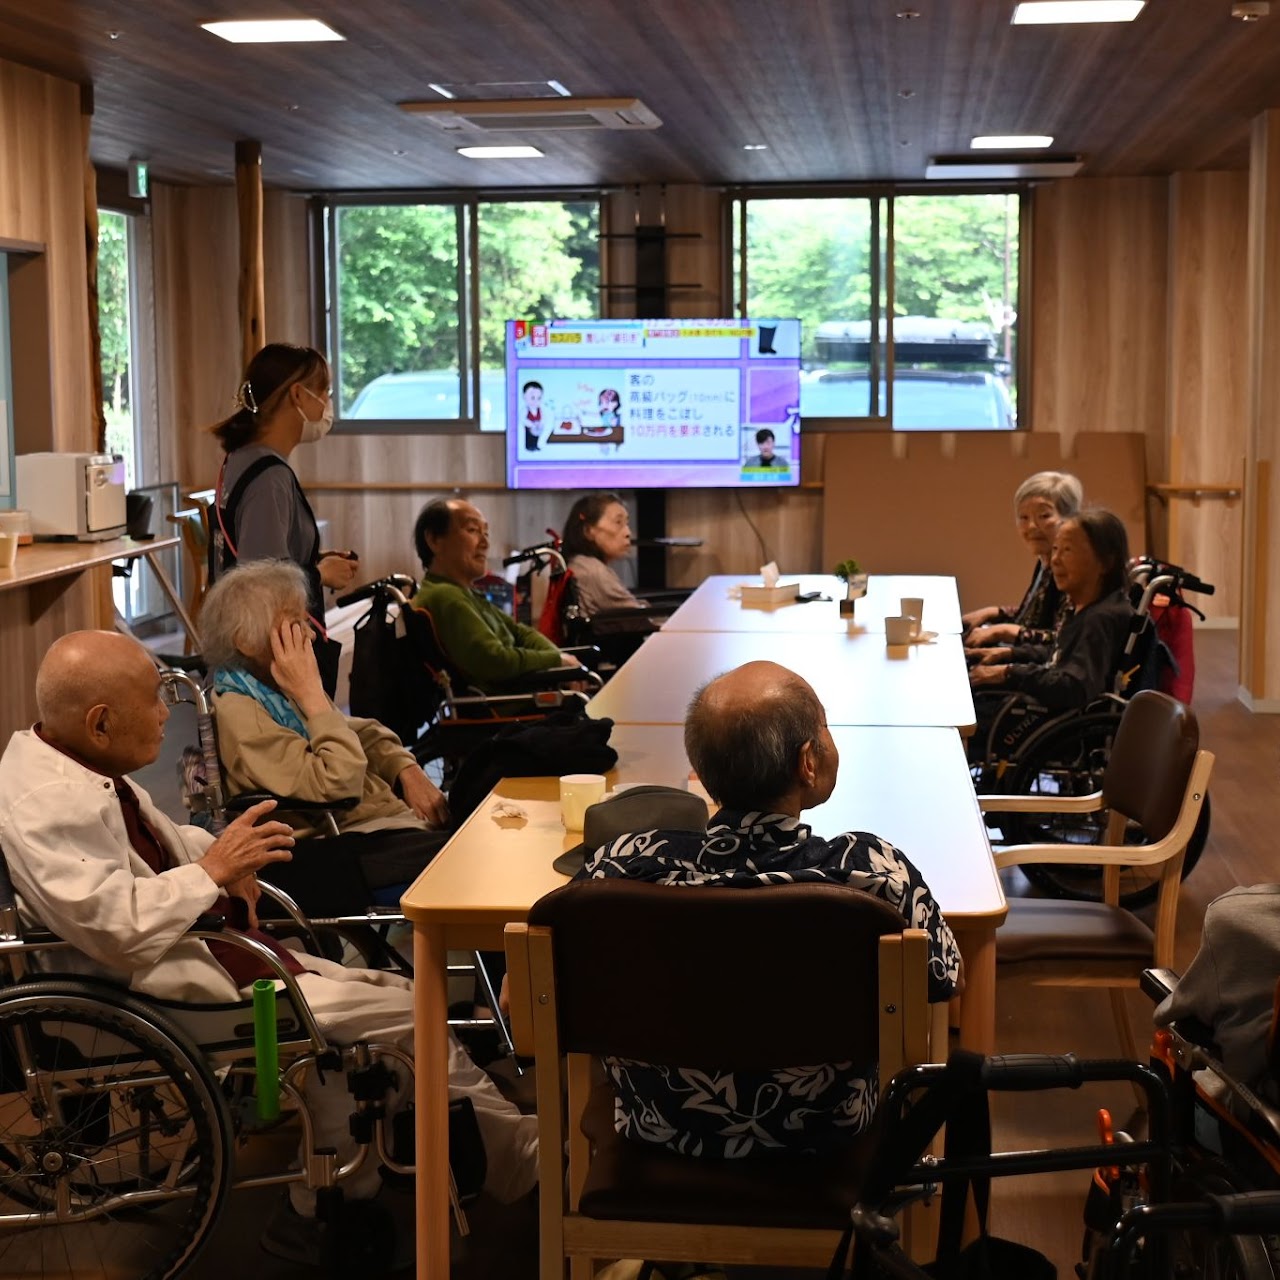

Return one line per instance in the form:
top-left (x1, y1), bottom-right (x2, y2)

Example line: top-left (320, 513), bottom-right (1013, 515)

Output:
top-left (201, 19), bottom-right (345, 43)
top-left (1011, 1), bottom-right (1144, 22)
top-left (742, 144), bottom-right (768, 151)
top-left (971, 134), bottom-right (1054, 149)
top-left (546, 80), bottom-right (571, 97)
top-left (456, 145), bottom-right (544, 159)
top-left (427, 83), bottom-right (456, 99)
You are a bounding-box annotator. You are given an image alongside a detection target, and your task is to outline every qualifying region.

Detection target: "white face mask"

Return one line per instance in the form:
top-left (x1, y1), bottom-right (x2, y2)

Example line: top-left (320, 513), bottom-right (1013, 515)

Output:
top-left (298, 386), bottom-right (334, 443)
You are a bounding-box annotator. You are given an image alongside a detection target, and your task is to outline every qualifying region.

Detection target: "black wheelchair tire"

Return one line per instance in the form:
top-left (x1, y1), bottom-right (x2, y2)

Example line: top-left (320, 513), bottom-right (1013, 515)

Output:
top-left (997, 709), bottom-right (1209, 908)
top-left (0, 981), bottom-right (233, 1280)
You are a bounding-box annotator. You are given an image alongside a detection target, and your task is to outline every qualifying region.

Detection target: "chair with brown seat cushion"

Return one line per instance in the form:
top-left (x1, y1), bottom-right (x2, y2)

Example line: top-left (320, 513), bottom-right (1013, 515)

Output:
top-left (979, 689), bottom-right (1214, 1064)
top-left (504, 879), bottom-right (936, 1280)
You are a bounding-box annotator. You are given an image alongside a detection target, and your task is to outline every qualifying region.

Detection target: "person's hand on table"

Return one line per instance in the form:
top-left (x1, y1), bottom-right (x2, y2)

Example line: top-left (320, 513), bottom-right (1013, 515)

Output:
top-left (398, 766), bottom-right (449, 827)
top-left (966, 623), bottom-right (1020, 648)
top-left (269, 620), bottom-right (330, 718)
top-left (969, 663), bottom-right (1010, 687)
top-left (961, 606), bottom-right (1001, 631)
top-left (976, 646), bottom-right (1013, 665)
top-left (319, 551), bottom-right (359, 590)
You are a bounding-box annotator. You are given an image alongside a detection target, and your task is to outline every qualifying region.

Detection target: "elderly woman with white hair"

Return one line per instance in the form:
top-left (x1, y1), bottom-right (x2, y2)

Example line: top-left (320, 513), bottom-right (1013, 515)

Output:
top-left (963, 470), bottom-right (1084, 652)
top-left (202, 559), bottom-right (448, 904)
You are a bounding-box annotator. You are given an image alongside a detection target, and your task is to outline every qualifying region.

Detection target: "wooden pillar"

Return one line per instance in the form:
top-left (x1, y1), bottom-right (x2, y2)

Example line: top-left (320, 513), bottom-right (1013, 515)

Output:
top-left (1240, 110), bottom-right (1280, 710)
top-left (235, 139), bottom-right (266, 367)
top-left (82, 85), bottom-right (106, 454)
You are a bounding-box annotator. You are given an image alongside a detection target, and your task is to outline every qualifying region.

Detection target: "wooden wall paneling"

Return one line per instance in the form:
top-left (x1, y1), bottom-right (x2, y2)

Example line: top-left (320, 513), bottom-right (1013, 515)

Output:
top-left (1030, 177), bottom-right (1170, 476)
top-left (820, 431), bottom-right (1147, 612)
top-left (1165, 171), bottom-right (1248, 621)
top-left (234, 140), bottom-right (266, 364)
top-left (264, 190), bottom-right (312, 345)
top-left (0, 60), bottom-right (94, 456)
top-left (1239, 109), bottom-right (1280, 706)
top-left (151, 181), bottom-right (240, 489)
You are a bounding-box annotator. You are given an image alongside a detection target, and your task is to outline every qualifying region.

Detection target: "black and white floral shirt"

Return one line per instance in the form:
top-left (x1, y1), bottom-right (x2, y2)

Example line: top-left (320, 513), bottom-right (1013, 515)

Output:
top-left (577, 809), bottom-right (962, 1159)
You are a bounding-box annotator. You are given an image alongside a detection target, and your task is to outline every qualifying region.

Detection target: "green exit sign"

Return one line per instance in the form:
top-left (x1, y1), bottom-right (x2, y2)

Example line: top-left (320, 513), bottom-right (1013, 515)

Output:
top-left (128, 159), bottom-right (149, 200)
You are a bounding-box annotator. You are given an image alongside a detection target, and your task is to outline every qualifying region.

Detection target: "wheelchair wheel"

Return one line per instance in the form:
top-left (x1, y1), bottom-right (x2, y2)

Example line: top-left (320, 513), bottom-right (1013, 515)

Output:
top-left (0, 982), bottom-right (232, 1280)
top-left (1168, 1163), bottom-right (1279, 1279)
top-left (999, 709), bottom-right (1209, 909)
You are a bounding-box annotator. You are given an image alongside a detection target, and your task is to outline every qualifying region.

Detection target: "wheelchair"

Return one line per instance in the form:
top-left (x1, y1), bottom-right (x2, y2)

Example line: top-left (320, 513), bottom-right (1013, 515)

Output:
top-left (0, 842), bottom-right (431, 1280)
top-left (340, 573), bottom-right (603, 771)
top-left (972, 558), bottom-right (1215, 909)
top-left (504, 537), bottom-right (690, 673)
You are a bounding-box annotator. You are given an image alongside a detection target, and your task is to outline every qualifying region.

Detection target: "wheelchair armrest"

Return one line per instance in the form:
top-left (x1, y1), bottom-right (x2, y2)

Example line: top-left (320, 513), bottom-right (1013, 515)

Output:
top-left (977, 789), bottom-right (1105, 815)
top-left (498, 665), bottom-right (603, 693)
top-left (1141, 967), bottom-right (1179, 1003)
top-left (190, 912), bottom-right (226, 933)
top-left (559, 645), bottom-right (601, 662)
top-left (226, 792), bottom-right (361, 815)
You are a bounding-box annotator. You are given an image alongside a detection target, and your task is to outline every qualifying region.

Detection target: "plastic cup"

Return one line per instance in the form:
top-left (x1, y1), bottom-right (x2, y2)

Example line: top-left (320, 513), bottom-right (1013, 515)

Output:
top-left (560, 774), bottom-right (607, 832)
top-left (0, 533), bottom-right (17, 569)
top-left (885, 616), bottom-right (915, 646)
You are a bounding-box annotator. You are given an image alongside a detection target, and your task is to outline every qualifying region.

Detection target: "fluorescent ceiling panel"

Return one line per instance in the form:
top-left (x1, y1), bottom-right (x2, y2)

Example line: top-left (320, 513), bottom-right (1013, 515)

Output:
top-left (926, 157), bottom-right (1083, 178)
top-left (1011, 2), bottom-right (1144, 22)
top-left (971, 135), bottom-right (1054, 149)
top-left (457, 145), bottom-right (544, 159)
top-left (201, 19), bottom-right (344, 42)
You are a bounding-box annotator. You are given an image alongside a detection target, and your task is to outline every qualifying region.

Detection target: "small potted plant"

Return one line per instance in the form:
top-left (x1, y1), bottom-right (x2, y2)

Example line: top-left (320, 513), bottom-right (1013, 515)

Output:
top-left (834, 559), bottom-right (868, 618)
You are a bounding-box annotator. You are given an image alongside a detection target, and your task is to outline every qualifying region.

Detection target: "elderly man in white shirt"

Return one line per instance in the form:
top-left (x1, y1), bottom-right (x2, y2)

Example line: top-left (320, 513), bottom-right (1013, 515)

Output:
top-left (0, 630), bottom-right (537, 1264)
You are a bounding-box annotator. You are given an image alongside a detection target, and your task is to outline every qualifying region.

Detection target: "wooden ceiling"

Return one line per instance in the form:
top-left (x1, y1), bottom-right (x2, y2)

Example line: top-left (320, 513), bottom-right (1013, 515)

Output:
top-left (1, 0), bottom-right (1278, 190)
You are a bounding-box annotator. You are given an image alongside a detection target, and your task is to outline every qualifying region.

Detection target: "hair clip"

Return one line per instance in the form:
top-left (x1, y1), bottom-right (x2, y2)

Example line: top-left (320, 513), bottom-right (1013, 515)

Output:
top-left (236, 380), bottom-right (259, 414)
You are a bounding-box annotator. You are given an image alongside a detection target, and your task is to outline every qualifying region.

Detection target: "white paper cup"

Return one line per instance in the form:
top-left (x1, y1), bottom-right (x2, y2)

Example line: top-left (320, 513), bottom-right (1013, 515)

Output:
top-left (900, 597), bottom-right (924, 637)
top-left (0, 532), bottom-right (17, 569)
top-left (885, 615), bottom-right (914, 646)
top-left (560, 773), bottom-right (607, 832)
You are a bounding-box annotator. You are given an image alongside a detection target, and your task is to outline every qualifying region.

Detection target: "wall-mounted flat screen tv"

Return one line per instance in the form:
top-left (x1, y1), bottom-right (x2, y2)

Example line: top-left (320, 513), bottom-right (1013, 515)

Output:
top-left (505, 318), bottom-right (801, 490)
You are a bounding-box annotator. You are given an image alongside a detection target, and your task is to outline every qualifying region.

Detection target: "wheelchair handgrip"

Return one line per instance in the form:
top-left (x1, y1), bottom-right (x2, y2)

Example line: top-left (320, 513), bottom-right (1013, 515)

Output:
top-left (1207, 1192), bottom-right (1280, 1231)
top-left (980, 1053), bottom-right (1083, 1090)
top-left (1178, 572), bottom-right (1215, 596)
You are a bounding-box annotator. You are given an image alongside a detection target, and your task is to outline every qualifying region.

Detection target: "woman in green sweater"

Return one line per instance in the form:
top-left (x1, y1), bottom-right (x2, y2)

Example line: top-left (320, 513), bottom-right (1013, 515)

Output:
top-left (411, 498), bottom-right (582, 692)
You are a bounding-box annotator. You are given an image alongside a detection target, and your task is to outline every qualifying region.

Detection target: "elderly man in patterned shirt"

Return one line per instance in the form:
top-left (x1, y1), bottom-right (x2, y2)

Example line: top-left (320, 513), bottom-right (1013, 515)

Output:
top-left (576, 660), bottom-right (963, 1159)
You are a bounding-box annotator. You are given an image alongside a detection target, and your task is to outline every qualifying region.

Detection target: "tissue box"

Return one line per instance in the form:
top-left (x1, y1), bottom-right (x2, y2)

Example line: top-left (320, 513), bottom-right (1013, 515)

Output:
top-left (740, 581), bottom-right (799, 607)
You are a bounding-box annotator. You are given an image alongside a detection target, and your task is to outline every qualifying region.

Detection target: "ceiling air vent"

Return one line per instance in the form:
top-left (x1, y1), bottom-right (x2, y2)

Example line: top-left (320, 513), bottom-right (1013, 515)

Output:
top-left (925, 153), bottom-right (1083, 179)
top-left (398, 97), bottom-right (662, 132)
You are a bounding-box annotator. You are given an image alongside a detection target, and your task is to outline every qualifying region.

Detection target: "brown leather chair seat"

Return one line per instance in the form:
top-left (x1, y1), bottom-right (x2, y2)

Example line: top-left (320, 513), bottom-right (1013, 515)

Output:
top-left (998, 898), bottom-right (1154, 966)
top-left (576, 1079), bottom-right (878, 1227)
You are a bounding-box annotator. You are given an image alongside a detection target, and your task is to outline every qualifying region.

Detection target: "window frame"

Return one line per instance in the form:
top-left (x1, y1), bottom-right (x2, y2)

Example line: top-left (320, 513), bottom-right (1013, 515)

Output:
top-left (317, 189), bottom-right (603, 437)
top-left (725, 182), bottom-right (1031, 433)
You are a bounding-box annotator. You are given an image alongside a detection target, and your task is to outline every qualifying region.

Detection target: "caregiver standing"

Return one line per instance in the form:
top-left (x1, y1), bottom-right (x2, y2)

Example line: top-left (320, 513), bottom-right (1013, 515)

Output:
top-left (209, 343), bottom-right (357, 694)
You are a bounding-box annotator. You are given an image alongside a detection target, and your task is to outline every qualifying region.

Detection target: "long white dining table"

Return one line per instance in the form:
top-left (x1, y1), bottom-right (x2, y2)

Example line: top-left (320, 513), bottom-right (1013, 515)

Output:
top-left (587, 627), bottom-right (977, 734)
top-left (661, 573), bottom-right (964, 635)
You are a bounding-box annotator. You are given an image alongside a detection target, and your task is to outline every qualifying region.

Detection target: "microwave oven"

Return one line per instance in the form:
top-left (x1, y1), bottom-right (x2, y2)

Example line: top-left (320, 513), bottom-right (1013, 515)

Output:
top-left (16, 452), bottom-right (128, 542)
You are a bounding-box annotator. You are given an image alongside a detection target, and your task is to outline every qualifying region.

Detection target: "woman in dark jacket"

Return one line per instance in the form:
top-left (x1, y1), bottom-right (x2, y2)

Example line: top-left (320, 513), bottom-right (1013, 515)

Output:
top-left (970, 507), bottom-right (1134, 712)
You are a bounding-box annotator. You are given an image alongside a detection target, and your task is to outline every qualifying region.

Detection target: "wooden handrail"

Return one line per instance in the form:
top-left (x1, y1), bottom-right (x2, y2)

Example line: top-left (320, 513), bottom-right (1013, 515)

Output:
top-left (1147, 483), bottom-right (1242, 505)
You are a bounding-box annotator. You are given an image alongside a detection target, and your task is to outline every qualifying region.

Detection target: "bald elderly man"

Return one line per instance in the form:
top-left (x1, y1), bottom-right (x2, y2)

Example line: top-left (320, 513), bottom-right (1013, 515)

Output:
top-left (577, 660), bottom-right (963, 1159)
top-left (0, 631), bottom-right (537, 1264)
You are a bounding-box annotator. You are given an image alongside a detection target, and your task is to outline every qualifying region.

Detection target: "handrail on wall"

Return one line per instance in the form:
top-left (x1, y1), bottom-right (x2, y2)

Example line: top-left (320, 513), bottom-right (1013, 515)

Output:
top-left (1146, 483), bottom-right (1242, 507)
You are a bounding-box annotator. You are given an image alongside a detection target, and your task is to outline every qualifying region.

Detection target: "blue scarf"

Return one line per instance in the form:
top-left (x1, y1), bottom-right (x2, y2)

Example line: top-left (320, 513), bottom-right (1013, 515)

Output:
top-left (213, 667), bottom-right (310, 739)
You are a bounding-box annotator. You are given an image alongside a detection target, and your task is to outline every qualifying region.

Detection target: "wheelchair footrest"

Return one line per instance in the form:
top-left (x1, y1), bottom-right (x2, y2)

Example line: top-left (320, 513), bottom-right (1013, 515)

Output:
top-left (382, 1099), bottom-right (487, 1201)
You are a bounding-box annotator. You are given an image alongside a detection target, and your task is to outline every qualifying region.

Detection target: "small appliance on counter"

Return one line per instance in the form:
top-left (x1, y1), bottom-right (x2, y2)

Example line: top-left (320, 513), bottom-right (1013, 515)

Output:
top-left (16, 452), bottom-right (128, 542)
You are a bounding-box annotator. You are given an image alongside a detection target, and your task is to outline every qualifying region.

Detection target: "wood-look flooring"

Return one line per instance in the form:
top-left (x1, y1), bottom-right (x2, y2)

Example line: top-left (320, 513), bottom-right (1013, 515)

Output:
top-left (186, 628), bottom-right (1271, 1279)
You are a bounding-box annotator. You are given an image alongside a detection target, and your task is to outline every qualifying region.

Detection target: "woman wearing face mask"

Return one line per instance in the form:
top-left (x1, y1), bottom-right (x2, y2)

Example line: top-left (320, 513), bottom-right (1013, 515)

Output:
top-left (208, 344), bottom-right (357, 694)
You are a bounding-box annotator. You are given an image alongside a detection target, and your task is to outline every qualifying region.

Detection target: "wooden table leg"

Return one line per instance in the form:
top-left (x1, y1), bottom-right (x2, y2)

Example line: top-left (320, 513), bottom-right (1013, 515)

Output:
top-left (414, 923), bottom-right (451, 1280)
top-left (953, 923), bottom-right (997, 1055)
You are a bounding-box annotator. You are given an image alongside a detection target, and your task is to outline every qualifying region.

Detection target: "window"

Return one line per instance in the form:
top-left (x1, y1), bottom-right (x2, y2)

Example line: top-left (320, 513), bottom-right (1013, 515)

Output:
top-left (732, 191), bottom-right (1021, 430)
top-left (98, 210), bottom-right (140, 485)
top-left (327, 197), bottom-right (600, 431)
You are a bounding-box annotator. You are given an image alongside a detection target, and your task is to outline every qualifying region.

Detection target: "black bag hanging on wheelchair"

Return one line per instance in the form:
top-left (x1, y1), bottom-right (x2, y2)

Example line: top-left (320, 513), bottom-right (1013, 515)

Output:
top-left (349, 584), bottom-right (434, 745)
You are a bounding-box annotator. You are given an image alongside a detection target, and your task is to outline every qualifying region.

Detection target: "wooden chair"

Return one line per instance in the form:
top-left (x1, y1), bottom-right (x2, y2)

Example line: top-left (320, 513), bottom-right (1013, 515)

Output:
top-left (505, 879), bottom-right (937, 1280)
top-left (979, 689), bottom-right (1214, 1064)
top-left (165, 489), bottom-right (217, 651)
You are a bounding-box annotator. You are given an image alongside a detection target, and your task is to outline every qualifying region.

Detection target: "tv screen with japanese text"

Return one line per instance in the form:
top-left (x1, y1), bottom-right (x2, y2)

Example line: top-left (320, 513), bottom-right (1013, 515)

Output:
top-left (505, 318), bottom-right (801, 490)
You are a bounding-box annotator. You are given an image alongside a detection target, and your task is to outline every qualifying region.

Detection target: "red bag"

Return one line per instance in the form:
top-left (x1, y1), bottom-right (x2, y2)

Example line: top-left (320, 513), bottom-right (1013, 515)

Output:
top-left (1150, 596), bottom-right (1195, 703)
top-left (537, 570), bottom-right (574, 645)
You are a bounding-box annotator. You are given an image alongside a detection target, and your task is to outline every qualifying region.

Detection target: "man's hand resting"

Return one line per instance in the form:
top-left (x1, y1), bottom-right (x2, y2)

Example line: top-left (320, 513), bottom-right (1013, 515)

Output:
top-left (398, 766), bottom-right (449, 827)
top-left (199, 800), bottom-right (295, 889)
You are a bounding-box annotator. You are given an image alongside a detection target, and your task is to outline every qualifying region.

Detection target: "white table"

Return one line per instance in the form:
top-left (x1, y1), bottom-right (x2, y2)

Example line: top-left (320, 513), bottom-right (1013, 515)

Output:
top-left (662, 574), bottom-right (963, 635)
top-left (588, 629), bottom-right (977, 734)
